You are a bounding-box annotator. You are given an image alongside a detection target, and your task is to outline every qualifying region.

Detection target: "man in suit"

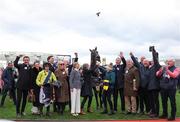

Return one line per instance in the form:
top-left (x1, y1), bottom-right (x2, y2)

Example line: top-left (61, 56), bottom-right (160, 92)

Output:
top-left (113, 52), bottom-right (126, 113)
top-left (14, 55), bottom-right (32, 117)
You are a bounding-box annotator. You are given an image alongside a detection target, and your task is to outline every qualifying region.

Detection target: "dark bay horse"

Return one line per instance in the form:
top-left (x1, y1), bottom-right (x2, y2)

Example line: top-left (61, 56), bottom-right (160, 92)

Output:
top-left (89, 47), bottom-right (106, 109)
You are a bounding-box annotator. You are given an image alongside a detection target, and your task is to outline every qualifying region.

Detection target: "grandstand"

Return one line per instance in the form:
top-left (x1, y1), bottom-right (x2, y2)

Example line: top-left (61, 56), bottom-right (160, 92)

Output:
top-left (0, 51), bottom-right (72, 68)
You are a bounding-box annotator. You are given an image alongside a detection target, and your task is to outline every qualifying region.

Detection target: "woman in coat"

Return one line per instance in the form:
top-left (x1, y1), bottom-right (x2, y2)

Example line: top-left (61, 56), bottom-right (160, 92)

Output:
top-left (31, 61), bottom-right (42, 115)
top-left (54, 61), bottom-right (70, 115)
top-left (80, 63), bottom-right (94, 114)
top-left (69, 62), bottom-right (82, 117)
top-left (124, 60), bottom-right (140, 114)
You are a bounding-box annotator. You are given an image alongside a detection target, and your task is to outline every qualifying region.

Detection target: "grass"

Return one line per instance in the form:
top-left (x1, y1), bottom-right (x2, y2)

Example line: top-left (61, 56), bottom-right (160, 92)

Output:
top-left (0, 91), bottom-right (180, 120)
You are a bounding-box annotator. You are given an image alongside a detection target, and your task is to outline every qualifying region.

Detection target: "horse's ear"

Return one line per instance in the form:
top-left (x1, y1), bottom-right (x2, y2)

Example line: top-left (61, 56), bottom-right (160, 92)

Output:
top-left (89, 49), bottom-right (92, 52)
top-left (95, 47), bottom-right (97, 50)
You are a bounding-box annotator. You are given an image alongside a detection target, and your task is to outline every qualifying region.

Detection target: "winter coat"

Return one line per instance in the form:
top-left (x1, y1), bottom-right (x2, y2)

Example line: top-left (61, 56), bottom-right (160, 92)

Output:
top-left (14, 56), bottom-right (32, 90)
top-left (147, 51), bottom-right (161, 90)
top-left (2, 67), bottom-right (16, 90)
top-left (113, 57), bottom-right (126, 89)
top-left (31, 67), bottom-right (42, 90)
top-left (131, 55), bottom-right (150, 88)
top-left (31, 67), bottom-right (42, 105)
top-left (124, 66), bottom-right (140, 96)
top-left (81, 69), bottom-right (93, 97)
top-left (69, 69), bottom-right (81, 89)
top-left (54, 69), bottom-right (69, 103)
top-left (105, 70), bottom-right (115, 89)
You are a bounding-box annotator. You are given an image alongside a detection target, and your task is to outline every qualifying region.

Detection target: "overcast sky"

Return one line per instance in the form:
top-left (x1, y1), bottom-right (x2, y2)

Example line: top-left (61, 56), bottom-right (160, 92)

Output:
top-left (0, 0), bottom-right (180, 64)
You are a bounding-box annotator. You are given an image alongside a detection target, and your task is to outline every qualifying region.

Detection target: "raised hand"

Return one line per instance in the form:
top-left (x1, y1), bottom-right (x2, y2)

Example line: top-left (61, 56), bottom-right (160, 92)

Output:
top-left (19, 54), bottom-right (24, 58)
top-left (130, 52), bottom-right (133, 56)
top-left (74, 52), bottom-right (78, 57)
top-left (119, 52), bottom-right (123, 58)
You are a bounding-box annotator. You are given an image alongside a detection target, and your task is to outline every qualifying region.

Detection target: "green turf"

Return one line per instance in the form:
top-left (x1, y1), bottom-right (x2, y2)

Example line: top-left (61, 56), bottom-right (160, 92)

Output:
top-left (0, 91), bottom-right (180, 120)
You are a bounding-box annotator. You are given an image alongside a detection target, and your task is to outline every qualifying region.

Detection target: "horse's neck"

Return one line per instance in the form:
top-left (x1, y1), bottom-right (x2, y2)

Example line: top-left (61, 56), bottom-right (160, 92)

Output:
top-left (90, 61), bottom-right (96, 69)
top-left (90, 56), bottom-right (96, 69)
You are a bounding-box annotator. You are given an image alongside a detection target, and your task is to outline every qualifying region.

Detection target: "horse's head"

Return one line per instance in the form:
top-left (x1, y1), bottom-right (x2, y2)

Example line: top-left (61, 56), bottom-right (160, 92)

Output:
top-left (89, 47), bottom-right (105, 79)
top-left (89, 47), bottom-right (101, 63)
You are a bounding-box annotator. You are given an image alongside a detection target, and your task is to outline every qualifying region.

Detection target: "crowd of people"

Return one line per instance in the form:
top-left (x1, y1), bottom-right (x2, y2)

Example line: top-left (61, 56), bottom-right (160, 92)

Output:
top-left (0, 47), bottom-right (180, 121)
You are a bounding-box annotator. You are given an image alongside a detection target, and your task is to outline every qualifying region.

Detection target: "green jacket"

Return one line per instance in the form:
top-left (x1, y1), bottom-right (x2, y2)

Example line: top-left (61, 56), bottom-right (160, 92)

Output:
top-left (105, 70), bottom-right (115, 89)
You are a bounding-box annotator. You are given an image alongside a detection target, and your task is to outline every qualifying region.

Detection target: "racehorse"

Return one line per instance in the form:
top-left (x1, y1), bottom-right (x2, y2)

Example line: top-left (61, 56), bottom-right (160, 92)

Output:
top-left (89, 47), bottom-right (106, 109)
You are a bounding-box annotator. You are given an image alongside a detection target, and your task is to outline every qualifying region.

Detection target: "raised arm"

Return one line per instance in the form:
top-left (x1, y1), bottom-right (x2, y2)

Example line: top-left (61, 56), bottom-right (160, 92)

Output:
top-left (130, 52), bottom-right (141, 69)
top-left (120, 52), bottom-right (126, 69)
top-left (14, 56), bottom-right (21, 69)
top-left (152, 50), bottom-right (161, 69)
top-left (74, 52), bottom-right (78, 62)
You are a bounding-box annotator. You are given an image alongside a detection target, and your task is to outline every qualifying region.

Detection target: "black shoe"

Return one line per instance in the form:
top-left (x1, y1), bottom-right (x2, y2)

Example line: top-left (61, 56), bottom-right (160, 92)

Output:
top-left (168, 117), bottom-right (175, 121)
top-left (101, 110), bottom-right (108, 114)
top-left (159, 114), bottom-right (168, 119)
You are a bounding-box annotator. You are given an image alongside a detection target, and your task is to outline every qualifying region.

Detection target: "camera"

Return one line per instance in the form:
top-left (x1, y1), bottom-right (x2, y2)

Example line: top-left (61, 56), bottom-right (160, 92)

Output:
top-left (149, 46), bottom-right (155, 52)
